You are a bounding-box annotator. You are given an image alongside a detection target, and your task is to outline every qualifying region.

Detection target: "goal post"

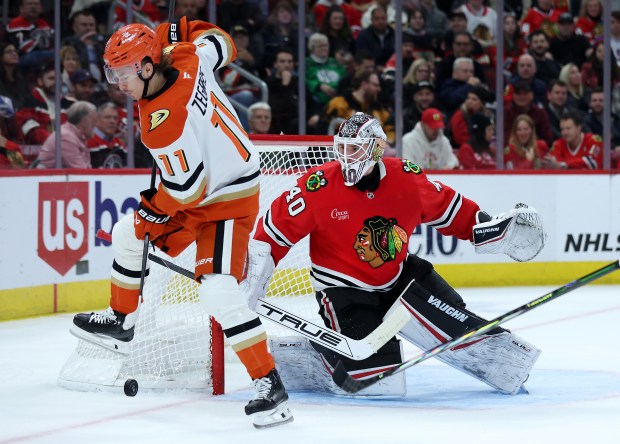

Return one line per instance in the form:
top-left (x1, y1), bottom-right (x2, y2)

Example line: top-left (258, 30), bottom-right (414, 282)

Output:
top-left (57, 135), bottom-right (335, 394)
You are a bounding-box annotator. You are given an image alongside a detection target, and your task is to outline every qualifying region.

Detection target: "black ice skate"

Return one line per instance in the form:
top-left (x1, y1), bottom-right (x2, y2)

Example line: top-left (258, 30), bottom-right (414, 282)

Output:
top-left (70, 307), bottom-right (134, 354)
top-left (245, 368), bottom-right (293, 429)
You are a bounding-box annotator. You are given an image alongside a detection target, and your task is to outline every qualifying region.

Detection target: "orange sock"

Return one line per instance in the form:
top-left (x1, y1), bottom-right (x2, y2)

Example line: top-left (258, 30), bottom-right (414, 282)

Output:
top-left (235, 339), bottom-right (275, 380)
top-left (110, 282), bottom-right (140, 314)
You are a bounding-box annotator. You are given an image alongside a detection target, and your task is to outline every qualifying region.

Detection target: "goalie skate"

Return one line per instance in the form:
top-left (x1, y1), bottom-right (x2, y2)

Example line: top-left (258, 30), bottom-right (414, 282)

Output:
top-left (245, 369), bottom-right (294, 429)
top-left (70, 307), bottom-right (134, 354)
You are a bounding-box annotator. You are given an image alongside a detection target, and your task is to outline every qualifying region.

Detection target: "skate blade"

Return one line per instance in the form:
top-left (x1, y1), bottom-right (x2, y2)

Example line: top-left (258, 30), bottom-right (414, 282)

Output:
top-left (251, 402), bottom-right (294, 429)
top-left (69, 326), bottom-right (131, 354)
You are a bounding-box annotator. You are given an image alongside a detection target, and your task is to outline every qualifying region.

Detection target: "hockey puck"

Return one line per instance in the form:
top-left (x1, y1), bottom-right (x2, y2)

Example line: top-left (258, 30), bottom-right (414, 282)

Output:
top-left (124, 379), bottom-right (139, 397)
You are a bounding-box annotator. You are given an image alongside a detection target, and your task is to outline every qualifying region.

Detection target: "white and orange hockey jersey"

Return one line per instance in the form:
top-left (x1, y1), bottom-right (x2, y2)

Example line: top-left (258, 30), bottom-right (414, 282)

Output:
top-left (254, 159), bottom-right (481, 292)
top-left (140, 20), bottom-right (260, 221)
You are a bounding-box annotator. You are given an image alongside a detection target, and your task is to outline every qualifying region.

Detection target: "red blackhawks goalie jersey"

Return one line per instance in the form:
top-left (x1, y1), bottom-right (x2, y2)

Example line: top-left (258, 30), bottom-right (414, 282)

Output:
top-left (254, 159), bottom-right (481, 291)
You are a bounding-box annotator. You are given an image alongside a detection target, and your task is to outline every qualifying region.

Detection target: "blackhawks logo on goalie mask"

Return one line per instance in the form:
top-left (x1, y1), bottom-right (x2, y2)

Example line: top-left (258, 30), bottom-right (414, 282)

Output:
top-left (353, 216), bottom-right (408, 269)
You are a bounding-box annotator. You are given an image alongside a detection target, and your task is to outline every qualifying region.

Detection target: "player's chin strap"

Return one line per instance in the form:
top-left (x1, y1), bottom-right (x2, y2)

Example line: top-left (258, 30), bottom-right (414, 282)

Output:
top-left (473, 203), bottom-right (547, 262)
top-left (140, 71), bottom-right (153, 99)
top-left (139, 61), bottom-right (159, 99)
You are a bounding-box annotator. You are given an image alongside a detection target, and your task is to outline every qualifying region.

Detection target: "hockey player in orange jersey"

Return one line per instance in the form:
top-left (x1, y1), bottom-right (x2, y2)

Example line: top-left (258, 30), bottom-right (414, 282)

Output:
top-left (70, 18), bottom-right (292, 428)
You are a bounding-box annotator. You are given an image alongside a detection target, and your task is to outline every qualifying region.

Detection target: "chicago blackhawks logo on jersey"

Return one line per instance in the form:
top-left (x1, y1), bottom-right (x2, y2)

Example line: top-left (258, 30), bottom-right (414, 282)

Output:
top-left (353, 216), bottom-right (408, 269)
top-left (149, 109), bottom-right (170, 131)
top-left (402, 159), bottom-right (422, 174)
top-left (306, 170), bottom-right (327, 192)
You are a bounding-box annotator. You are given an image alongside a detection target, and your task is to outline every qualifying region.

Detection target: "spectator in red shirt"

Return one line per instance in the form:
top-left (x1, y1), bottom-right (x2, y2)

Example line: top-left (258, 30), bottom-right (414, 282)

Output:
top-left (457, 112), bottom-right (496, 170)
top-left (87, 102), bottom-right (127, 168)
top-left (505, 114), bottom-right (548, 170)
top-left (575, 0), bottom-right (603, 44)
top-left (313, 0), bottom-right (361, 32)
top-left (520, 0), bottom-right (562, 39)
top-left (612, 146), bottom-right (620, 169)
top-left (449, 85), bottom-right (494, 147)
top-left (15, 63), bottom-right (74, 144)
top-left (112, 0), bottom-right (160, 30)
top-left (543, 111), bottom-right (603, 169)
top-left (5, 0), bottom-right (54, 69)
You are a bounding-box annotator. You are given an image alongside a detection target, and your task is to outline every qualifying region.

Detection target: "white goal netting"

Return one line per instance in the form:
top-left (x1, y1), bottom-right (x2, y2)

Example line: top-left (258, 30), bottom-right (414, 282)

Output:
top-left (58, 135), bottom-right (335, 394)
top-left (253, 136), bottom-right (335, 333)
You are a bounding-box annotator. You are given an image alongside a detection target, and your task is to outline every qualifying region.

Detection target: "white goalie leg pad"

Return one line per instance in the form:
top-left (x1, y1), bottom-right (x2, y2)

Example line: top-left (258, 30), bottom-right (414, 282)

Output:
top-left (239, 239), bottom-right (275, 311)
top-left (390, 301), bottom-right (541, 394)
top-left (473, 204), bottom-right (546, 262)
top-left (270, 335), bottom-right (406, 398)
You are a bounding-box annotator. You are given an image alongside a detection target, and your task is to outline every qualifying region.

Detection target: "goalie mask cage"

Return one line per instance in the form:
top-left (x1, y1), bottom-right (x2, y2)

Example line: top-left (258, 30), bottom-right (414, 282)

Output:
top-left (57, 135), bottom-right (335, 394)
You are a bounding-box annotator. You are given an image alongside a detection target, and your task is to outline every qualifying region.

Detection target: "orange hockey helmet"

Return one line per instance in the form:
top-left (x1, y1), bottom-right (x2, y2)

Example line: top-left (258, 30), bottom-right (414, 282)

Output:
top-left (104, 24), bottom-right (161, 84)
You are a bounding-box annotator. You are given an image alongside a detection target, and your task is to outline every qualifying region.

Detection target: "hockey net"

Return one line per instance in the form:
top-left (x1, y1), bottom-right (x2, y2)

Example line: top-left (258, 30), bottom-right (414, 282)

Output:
top-left (57, 135), bottom-right (334, 394)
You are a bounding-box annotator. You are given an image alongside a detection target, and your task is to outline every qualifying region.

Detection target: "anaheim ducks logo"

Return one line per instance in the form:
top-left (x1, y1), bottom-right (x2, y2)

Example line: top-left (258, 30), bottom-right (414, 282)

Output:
top-left (354, 216), bottom-right (408, 269)
top-left (306, 170), bottom-right (327, 192)
top-left (149, 109), bottom-right (170, 131)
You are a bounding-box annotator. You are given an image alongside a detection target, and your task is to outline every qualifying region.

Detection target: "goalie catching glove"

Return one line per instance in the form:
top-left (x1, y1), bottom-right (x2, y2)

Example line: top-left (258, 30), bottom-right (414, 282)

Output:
top-left (473, 203), bottom-right (546, 262)
top-left (134, 188), bottom-right (170, 241)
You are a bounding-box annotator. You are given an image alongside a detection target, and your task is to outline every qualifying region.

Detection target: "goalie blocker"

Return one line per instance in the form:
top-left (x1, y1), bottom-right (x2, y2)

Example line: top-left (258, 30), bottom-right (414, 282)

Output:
top-left (272, 255), bottom-right (540, 396)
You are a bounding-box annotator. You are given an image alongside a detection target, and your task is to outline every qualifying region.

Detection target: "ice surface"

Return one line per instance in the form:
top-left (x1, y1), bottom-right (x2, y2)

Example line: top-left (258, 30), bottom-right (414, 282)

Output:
top-left (1, 285), bottom-right (619, 444)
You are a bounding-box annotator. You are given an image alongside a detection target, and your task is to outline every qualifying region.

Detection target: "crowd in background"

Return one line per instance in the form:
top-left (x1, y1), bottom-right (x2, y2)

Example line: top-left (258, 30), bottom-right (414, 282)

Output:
top-left (1, 0), bottom-right (620, 170)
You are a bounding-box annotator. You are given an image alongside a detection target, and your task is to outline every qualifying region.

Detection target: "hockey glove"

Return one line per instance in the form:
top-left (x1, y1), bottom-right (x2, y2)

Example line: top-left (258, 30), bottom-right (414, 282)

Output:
top-left (134, 188), bottom-right (170, 241)
top-left (473, 203), bottom-right (546, 262)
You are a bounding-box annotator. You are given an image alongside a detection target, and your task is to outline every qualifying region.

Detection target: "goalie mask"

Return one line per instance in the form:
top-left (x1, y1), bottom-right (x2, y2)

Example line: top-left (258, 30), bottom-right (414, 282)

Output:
top-left (334, 113), bottom-right (387, 186)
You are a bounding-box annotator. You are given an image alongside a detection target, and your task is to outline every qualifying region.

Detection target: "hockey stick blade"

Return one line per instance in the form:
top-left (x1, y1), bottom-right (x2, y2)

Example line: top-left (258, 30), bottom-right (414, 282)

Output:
top-left (255, 298), bottom-right (410, 360)
top-left (95, 230), bottom-right (411, 360)
top-left (333, 260), bottom-right (620, 393)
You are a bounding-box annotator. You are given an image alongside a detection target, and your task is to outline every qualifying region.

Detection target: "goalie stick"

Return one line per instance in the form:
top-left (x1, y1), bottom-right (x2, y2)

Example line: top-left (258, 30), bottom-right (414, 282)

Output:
top-left (95, 229), bottom-right (411, 360)
top-left (331, 260), bottom-right (620, 393)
